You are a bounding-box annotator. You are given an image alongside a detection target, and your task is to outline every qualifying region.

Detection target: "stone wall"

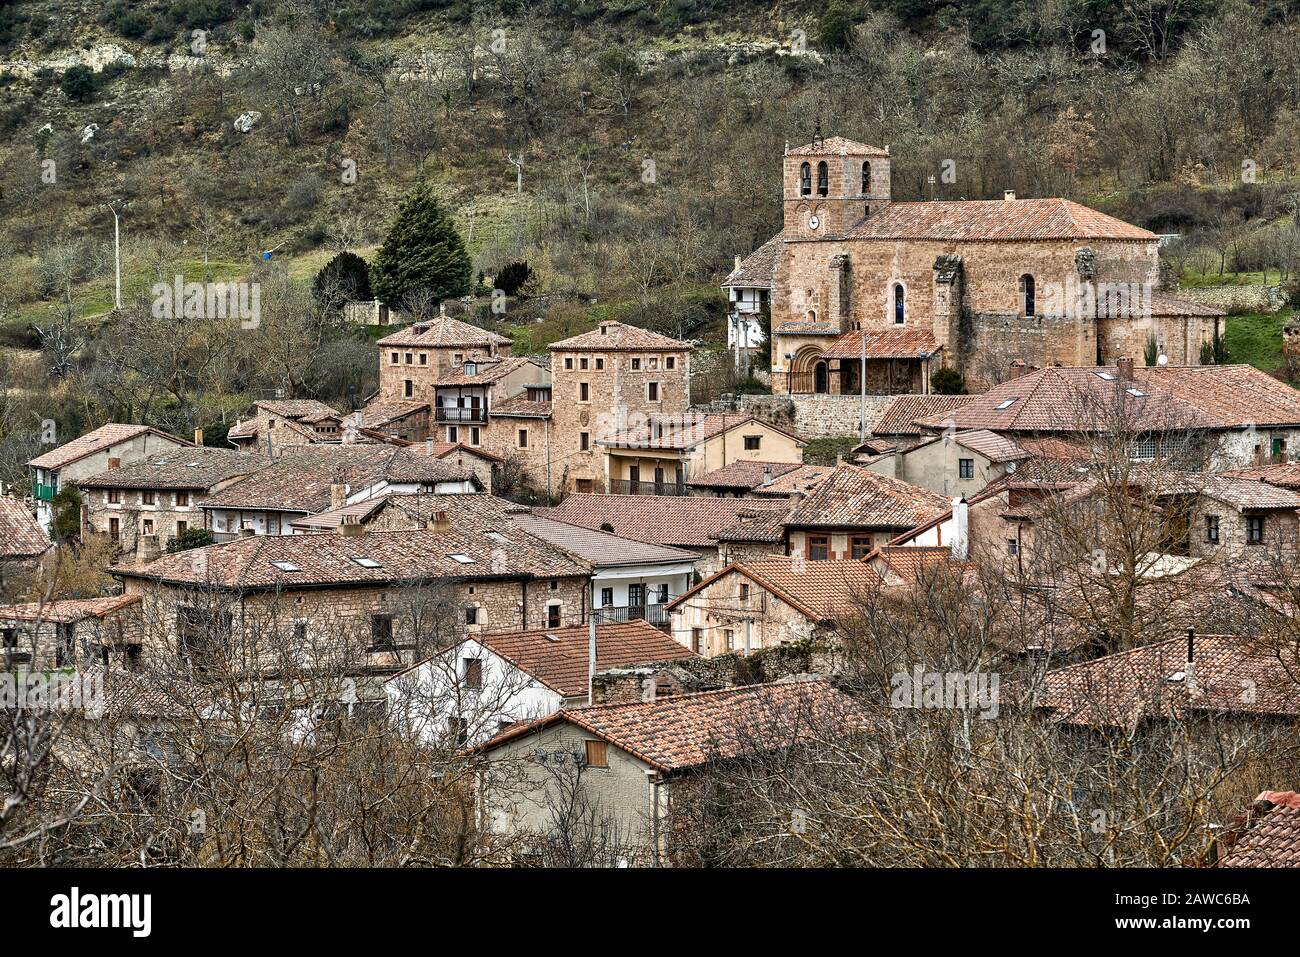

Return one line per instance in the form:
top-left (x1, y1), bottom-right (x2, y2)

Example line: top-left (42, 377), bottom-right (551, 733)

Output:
top-left (1176, 284), bottom-right (1289, 314)
top-left (695, 392), bottom-right (893, 440)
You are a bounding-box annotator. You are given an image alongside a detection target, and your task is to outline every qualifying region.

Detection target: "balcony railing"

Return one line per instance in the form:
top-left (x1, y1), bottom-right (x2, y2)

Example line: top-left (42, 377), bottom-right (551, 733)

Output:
top-left (32, 483), bottom-right (55, 502)
top-left (608, 479), bottom-right (687, 496)
top-left (593, 604), bottom-right (671, 627)
top-left (435, 407), bottom-right (487, 424)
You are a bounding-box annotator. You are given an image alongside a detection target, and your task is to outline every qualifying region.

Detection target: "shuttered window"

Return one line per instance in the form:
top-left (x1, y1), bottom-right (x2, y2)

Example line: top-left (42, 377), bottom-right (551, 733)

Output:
top-left (584, 740), bottom-right (608, 768)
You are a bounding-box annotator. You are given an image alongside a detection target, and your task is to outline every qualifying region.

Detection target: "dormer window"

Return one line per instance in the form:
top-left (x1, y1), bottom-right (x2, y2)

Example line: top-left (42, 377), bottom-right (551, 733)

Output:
top-left (463, 362), bottom-right (477, 376)
top-left (816, 161), bottom-right (829, 197)
top-left (800, 162), bottom-right (811, 196)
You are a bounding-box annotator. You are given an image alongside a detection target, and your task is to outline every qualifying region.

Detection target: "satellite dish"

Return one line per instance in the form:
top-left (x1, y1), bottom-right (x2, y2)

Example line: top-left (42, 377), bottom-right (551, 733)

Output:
top-left (1157, 354), bottom-right (1169, 366)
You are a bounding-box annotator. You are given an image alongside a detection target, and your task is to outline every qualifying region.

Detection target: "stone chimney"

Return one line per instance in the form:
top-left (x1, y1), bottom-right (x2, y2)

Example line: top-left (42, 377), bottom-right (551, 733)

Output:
top-left (1008, 359), bottom-right (1027, 380)
top-left (1116, 356), bottom-right (1135, 380)
top-left (734, 255), bottom-right (742, 271)
top-left (428, 510), bottom-right (450, 533)
top-left (1184, 626), bottom-right (1198, 695)
top-left (138, 534), bottom-right (161, 564)
top-left (338, 514), bottom-right (365, 537)
top-left (194, 427), bottom-right (204, 446)
top-left (1003, 189), bottom-right (1016, 201)
top-left (330, 482), bottom-right (347, 510)
top-left (950, 496), bottom-right (969, 561)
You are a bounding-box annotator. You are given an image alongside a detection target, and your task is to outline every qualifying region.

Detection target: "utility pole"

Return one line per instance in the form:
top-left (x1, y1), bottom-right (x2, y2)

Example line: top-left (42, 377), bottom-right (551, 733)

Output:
top-left (587, 613), bottom-right (597, 705)
top-left (859, 326), bottom-right (867, 442)
top-left (507, 154), bottom-right (524, 194)
top-left (105, 200), bottom-right (129, 310)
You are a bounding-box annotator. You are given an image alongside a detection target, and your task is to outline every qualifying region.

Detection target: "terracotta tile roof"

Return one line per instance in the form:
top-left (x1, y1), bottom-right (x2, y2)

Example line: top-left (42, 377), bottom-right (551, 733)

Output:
top-left (748, 464), bottom-right (834, 497)
top-left (1196, 474), bottom-right (1300, 511)
top-left (28, 424), bottom-right (192, 471)
top-left (415, 440), bottom-right (503, 463)
top-left (687, 460), bottom-right (802, 491)
top-left (476, 677), bottom-right (866, 772)
top-left (1221, 463), bottom-right (1300, 490)
top-left (1146, 292), bottom-right (1225, 318)
top-left (432, 356), bottom-right (541, 387)
top-left (953, 430), bottom-right (1033, 464)
top-left (201, 446), bottom-right (476, 513)
top-left (772, 318), bottom-right (843, 335)
top-left (0, 498), bottom-right (49, 559)
top-left (291, 491), bottom-right (527, 532)
top-left (489, 395), bottom-right (552, 418)
top-left (1034, 634), bottom-right (1300, 728)
top-left (787, 136), bottom-right (889, 157)
top-left (919, 365), bottom-right (1300, 433)
top-left (722, 235), bottom-right (781, 289)
top-left (1216, 791), bottom-right (1300, 868)
top-left (358, 400), bottom-right (429, 429)
top-left (784, 465), bottom-right (949, 529)
top-left (538, 494), bottom-right (789, 548)
top-left (844, 198), bottom-right (1156, 242)
top-left (821, 328), bottom-right (942, 360)
top-left (873, 395), bottom-right (974, 437)
top-left (509, 514), bottom-right (699, 567)
top-left (254, 399), bottom-right (342, 421)
top-left (601, 414), bottom-right (803, 451)
top-left (711, 506), bottom-right (791, 543)
top-left (113, 520), bottom-right (590, 590)
top-left (0, 594), bottom-right (138, 623)
top-left (549, 321), bottom-right (690, 353)
top-left (77, 448), bottom-right (265, 491)
top-left (670, 557), bottom-right (880, 624)
top-left (464, 620), bottom-right (695, 699)
top-left (376, 316), bottom-right (511, 349)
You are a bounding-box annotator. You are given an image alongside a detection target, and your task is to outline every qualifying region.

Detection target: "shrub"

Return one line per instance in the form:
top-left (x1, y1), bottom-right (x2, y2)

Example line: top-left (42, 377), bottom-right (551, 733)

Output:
top-left (930, 367), bottom-right (966, 394)
top-left (60, 65), bottom-right (96, 101)
top-left (167, 528), bottom-right (215, 553)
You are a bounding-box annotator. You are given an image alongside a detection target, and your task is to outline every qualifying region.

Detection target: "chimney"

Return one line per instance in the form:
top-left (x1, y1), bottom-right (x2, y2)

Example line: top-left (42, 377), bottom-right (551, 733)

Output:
top-left (338, 514), bottom-right (365, 537)
top-left (194, 427), bottom-right (204, 446)
top-left (428, 510), bottom-right (450, 533)
top-left (330, 482), bottom-right (347, 510)
top-left (1116, 356), bottom-right (1135, 381)
top-left (759, 465), bottom-right (774, 487)
top-left (950, 496), bottom-right (969, 561)
top-left (734, 255), bottom-right (742, 271)
top-left (138, 534), bottom-right (161, 564)
top-left (1003, 189), bottom-right (1016, 201)
top-left (425, 438), bottom-right (434, 457)
top-left (1009, 359), bottom-right (1027, 379)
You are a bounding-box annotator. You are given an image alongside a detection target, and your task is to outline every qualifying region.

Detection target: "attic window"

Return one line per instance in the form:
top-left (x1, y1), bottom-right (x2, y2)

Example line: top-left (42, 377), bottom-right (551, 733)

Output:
top-left (485, 531), bottom-right (508, 544)
top-left (448, 553), bottom-right (476, 564)
top-left (1094, 371), bottom-right (1117, 381)
top-left (351, 557), bottom-right (381, 568)
top-left (994, 398), bottom-right (1018, 411)
top-left (271, 561), bottom-right (301, 573)
top-left (1125, 388), bottom-right (1147, 397)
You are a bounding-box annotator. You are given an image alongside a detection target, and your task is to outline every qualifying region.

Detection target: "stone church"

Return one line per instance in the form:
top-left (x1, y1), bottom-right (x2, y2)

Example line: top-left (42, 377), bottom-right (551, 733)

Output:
top-left (732, 133), bottom-right (1223, 394)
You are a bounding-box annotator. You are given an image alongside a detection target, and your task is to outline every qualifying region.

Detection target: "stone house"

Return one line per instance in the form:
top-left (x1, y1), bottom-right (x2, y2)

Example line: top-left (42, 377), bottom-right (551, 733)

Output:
top-left (599, 413), bottom-right (806, 495)
top-left (757, 134), bottom-right (1221, 394)
top-left (858, 393), bottom-right (975, 455)
top-left (780, 464), bottom-right (950, 559)
top-left (357, 400), bottom-right (432, 443)
top-left (79, 448), bottom-right (267, 560)
top-left (227, 400), bottom-right (346, 453)
top-left (0, 496), bottom-right (50, 588)
top-left (470, 678), bottom-right (863, 865)
top-left (863, 428), bottom-right (1034, 498)
top-left (375, 314), bottom-right (514, 404)
top-left (0, 594), bottom-right (141, 671)
top-left (547, 321), bottom-right (692, 494)
top-left (482, 393), bottom-right (556, 498)
top-left (110, 522), bottom-right (595, 686)
top-left (430, 356), bottom-right (550, 448)
top-left (384, 619), bottom-right (695, 747)
top-left (721, 236), bottom-right (778, 365)
top-left (666, 556), bottom-right (881, 656)
top-left (28, 424), bottom-right (194, 534)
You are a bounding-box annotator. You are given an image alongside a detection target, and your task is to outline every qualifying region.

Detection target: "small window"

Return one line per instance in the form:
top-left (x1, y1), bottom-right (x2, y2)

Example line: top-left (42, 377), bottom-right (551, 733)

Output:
top-left (959, 458), bottom-right (975, 480)
top-left (666, 357), bottom-right (676, 369)
top-left (142, 519), bottom-right (155, 535)
top-left (850, 535), bottom-right (872, 560)
top-left (647, 382), bottom-right (659, 402)
top-left (580, 357), bottom-right (589, 370)
top-left (657, 583), bottom-right (669, 603)
top-left (465, 605), bottom-right (478, 626)
top-left (142, 490), bottom-right (155, 505)
top-left (404, 380), bottom-right (414, 398)
top-left (807, 535), bottom-right (829, 561)
top-left (564, 357), bottom-right (574, 370)
top-left (580, 432), bottom-right (590, 451)
top-left (517, 428), bottom-right (529, 449)
top-left (351, 557), bottom-right (381, 568)
top-left (448, 553), bottom-right (476, 564)
top-left (1020, 274), bottom-right (1035, 317)
top-left (463, 657), bottom-right (482, 688)
top-left (631, 358), bottom-right (641, 371)
top-left (391, 352), bottom-right (399, 364)
top-left (1008, 539), bottom-right (1019, 556)
top-left (107, 489), bottom-right (121, 504)
top-left (176, 520), bottom-right (187, 535)
top-left (579, 382), bottom-right (590, 402)
top-left (893, 283), bottom-right (905, 324)
top-left (743, 435), bottom-right (761, 451)
top-left (294, 620), bottom-right (307, 643)
top-left (370, 615), bottom-right (395, 651)
top-left (740, 583), bottom-right (750, 600)
top-left (649, 357), bottom-right (659, 370)
top-left (584, 740), bottom-right (608, 768)
top-left (405, 352), bottom-right (413, 364)
top-left (691, 628), bottom-right (702, 654)
top-left (176, 491), bottom-right (189, 507)
top-left (419, 353), bottom-right (428, 365)
top-left (576, 479), bottom-right (593, 493)
top-left (549, 580), bottom-right (559, 591)
top-left (724, 629), bottom-right (735, 651)
top-left (470, 426), bottom-right (480, 446)
top-left (861, 161), bottom-right (871, 193)
top-left (1205, 515), bottom-right (1220, 543)
top-left (447, 426), bottom-right (458, 443)
top-left (1247, 516), bottom-right (1264, 544)
top-left (547, 604), bottom-right (561, 629)
top-left (601, 587), bottom-right (614, 607)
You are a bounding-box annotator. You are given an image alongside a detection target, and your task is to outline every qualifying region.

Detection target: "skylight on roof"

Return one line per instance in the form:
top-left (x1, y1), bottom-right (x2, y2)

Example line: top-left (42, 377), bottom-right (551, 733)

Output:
top-left (271, 561), bottom-right (301, 572)
top-left (485, 531), bottom-right (508, 543)
top-left (351, 557), bottom-right (381, 568)
top-left (1094, 371), bottom-right (1116, 381)
top-left (1125, 388), bottom-right (1147, 397)
top-left (544, 633), bottom-right (561, 642)
top-left (448, 553), bottom-right (476, 564)
top-left (994, 398), bottom-right (1018, 410)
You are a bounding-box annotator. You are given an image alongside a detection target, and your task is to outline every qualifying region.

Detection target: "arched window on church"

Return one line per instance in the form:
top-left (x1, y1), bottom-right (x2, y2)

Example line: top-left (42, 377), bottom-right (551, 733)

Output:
top-left (893, 284), bottom-right (905, 324)
top-left (817, 161), bottom-right (829, 197)
top-left (800, 163), bottom-right (811, 196)
top-left (1020, 274), bottom-right (1036, 317)
top-left (862, 161), bottom-right (871, 193)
